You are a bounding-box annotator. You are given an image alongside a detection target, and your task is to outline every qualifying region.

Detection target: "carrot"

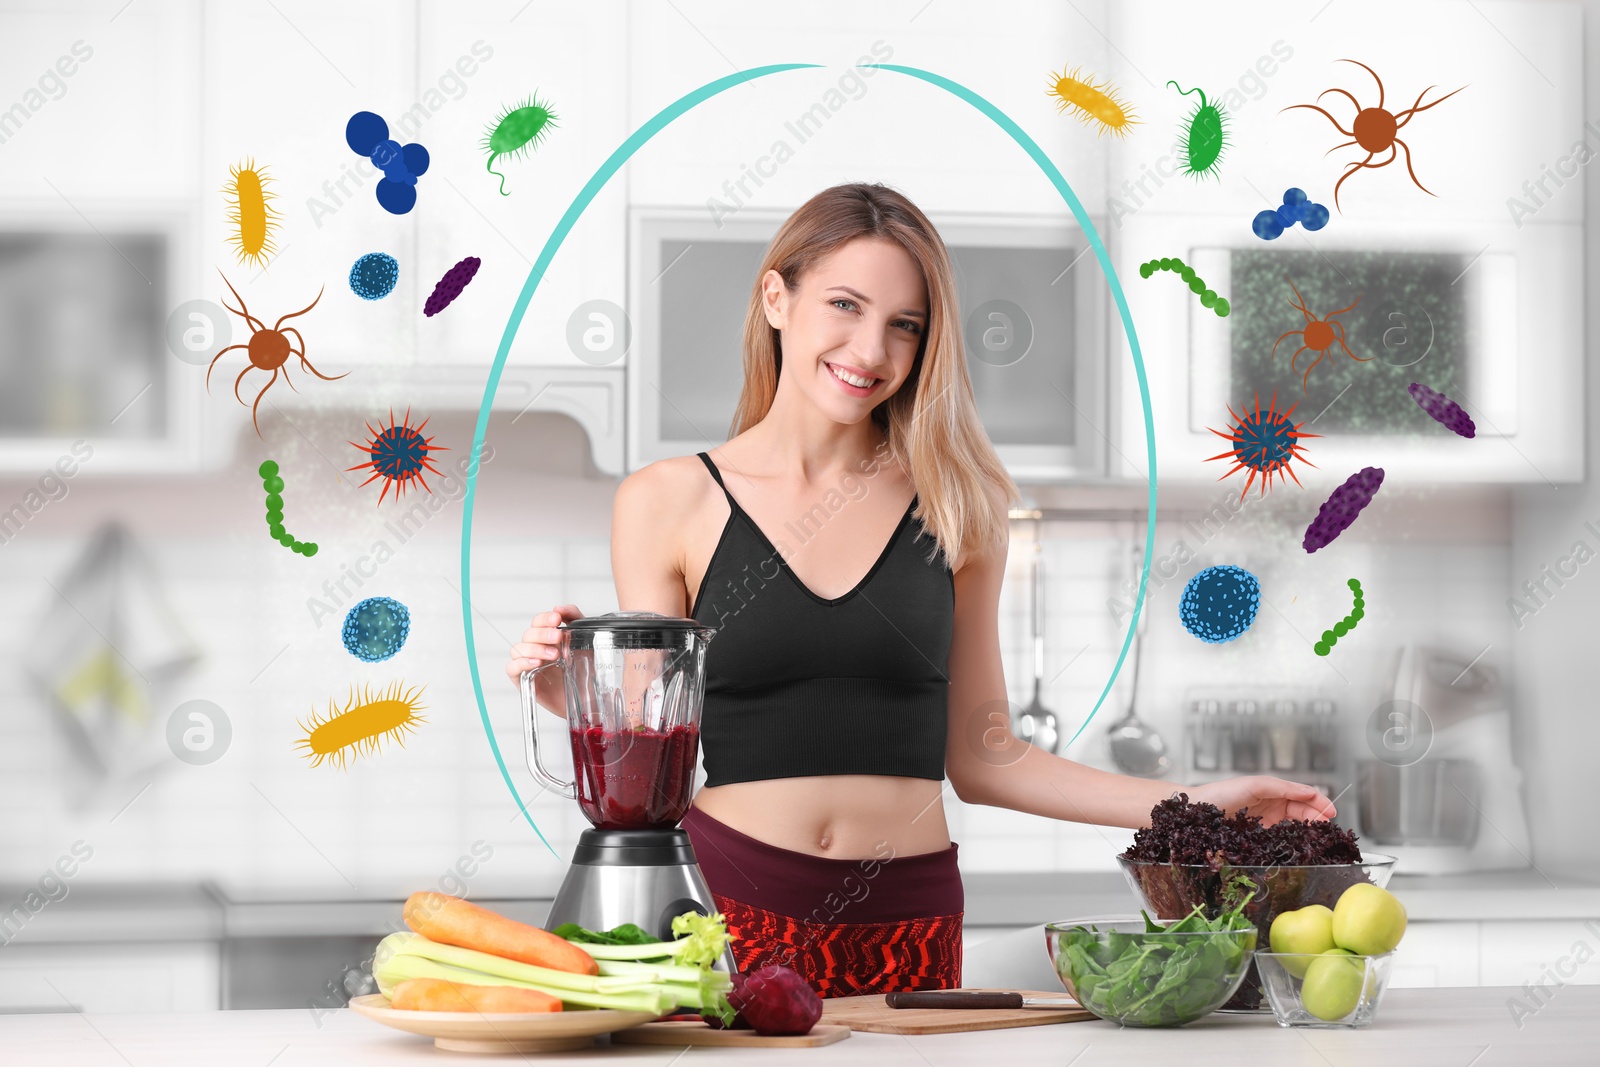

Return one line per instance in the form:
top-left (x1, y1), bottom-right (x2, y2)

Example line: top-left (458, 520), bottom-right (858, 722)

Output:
top-left (402, 892), bottom-right (599, 976)
top-left (390, 977), bottom-right (562, 1014)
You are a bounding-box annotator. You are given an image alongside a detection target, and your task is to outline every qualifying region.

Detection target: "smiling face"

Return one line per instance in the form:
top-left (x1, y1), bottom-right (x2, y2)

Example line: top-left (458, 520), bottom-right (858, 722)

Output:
top-left (761, 237), bottom-right (929, 426)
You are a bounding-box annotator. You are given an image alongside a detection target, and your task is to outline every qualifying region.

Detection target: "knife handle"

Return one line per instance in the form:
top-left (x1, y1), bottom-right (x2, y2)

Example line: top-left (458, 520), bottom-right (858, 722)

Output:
top-left (886, 991), bottom-right (1024, 1010)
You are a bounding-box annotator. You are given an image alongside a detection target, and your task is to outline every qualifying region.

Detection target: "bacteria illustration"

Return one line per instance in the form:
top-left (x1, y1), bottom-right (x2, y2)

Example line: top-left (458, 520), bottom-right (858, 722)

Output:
top-left (259, 460), bottom-right (318, 556)
top-left (348, 407), bottom-right (447, 504)
top-left (1046, 65), bottom-right (1138, 137)
top-left (1314, 579), bottom-right (1365, 656)
top-left (342, 596), bottom-right (411, 663)
top-left (1206, 391), bottom-right (1320, 501)
top-left (1272, 276), bottom-right (1369, 391)
top-left (1180, 564), bottom-right (1262, 644)
top-left (1408, 382), bottom-right (1476, 438)
top-left (1167, 81), bottom-right (1229, 179)
top-left (208, 273), bottom-right (344, 437)
top-left (483, 93), bottom-right (559, 195)
top-left (1282, 59), bottom-right (1465, 212)
top-left (1303, 466), bottom-right (1385, 553)
top-left (223, 159), bottom-right (280, 268)
top-left (295, 679), bottom-right (428, 769)
top-left (1253, 188), bottom-right (1330, 240)
top-left (346, 111), bottom-right (430, 215)
top-left (1139, 256), bottom-right (1230, 317)
top-left (349, 252), bottom-right (399, 301)
top-left (424, 256), bottom-right (481, 316)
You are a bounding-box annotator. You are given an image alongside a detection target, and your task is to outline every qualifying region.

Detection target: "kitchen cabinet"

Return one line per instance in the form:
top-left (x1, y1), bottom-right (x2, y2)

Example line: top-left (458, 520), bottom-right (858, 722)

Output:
top-left (0, 942), bottom-right (219, 1013)
top-left (1106, 1), bottom-right (1581, 225)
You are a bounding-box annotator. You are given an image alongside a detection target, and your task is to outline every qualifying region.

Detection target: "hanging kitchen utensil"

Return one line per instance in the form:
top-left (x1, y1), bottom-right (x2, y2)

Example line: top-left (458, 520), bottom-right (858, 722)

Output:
top-left (1015, 539), bottom-right (1059, 755)
top-left (1106, 538), bottom-right (1169, 777)
top-left (26, 521), bottom-right (202, 801)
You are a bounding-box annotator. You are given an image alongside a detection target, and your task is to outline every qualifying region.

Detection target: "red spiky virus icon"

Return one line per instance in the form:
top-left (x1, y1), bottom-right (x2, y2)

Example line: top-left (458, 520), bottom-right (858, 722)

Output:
top-left (1206, 391), bottom-right (1320, 501)
top-left (348, 407), bottom-right (448, 504)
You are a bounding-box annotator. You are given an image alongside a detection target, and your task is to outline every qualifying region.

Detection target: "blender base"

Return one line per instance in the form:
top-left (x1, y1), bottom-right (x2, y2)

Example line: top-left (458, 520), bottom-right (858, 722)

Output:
top-left (544, 829), bottom-right (738, 973)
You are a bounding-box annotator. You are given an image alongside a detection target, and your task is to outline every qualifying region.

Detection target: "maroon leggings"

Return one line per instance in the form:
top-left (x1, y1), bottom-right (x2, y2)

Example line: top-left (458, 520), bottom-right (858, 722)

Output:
top-left (680, 804), bottom-right (963, 998)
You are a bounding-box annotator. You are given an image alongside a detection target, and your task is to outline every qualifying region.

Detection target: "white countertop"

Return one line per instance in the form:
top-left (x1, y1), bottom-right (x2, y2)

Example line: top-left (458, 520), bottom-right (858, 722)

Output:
top-left (2, 987), bottom-right (1596, 1065)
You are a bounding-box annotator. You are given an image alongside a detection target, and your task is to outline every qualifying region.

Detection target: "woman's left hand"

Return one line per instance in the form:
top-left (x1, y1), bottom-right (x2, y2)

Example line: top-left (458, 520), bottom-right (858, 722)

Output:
top-left (1188, 776), bottom-right (1337, 825)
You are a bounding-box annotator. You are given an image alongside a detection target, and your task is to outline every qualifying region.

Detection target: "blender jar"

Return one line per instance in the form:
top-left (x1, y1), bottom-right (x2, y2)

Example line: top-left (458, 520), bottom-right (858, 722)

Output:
top-left (522, 612), bottom-right (715, 831)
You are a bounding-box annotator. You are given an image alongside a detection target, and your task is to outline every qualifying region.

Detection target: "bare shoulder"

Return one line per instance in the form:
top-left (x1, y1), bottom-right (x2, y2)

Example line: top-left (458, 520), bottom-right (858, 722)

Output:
top-left (613, 454), bottom-right (721, 530)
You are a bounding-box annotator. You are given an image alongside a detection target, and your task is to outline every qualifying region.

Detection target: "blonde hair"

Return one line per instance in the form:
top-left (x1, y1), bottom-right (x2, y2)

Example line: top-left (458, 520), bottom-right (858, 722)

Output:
top-left (729, 182), bottom-right (1018, 569)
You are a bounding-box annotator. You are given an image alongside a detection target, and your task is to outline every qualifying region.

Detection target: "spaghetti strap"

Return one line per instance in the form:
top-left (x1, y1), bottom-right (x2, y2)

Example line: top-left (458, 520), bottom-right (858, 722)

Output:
top-left (696, 451), bottom-right (732, 493)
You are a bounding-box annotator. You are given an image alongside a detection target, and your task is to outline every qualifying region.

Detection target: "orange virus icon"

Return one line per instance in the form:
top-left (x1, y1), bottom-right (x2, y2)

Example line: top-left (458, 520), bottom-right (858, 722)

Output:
top-left (1282, 59), bottom-right (1465, 211)
top-left (295, 680), bottom-right (428, 769)
top-left (223, 159), bottom-right (281, 268)
top-left (1206, 391), bottom-right (1320, 501)
top-left (1272, 277), bottom-right (1370, 391)
top-left (209, 273), bottom-right (345, 437)
top-left (1046, 65), bottom-right (1138, 137)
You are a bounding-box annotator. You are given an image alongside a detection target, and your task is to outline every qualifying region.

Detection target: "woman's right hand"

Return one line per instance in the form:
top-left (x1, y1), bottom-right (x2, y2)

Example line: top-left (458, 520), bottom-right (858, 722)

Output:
top-left (508, 604), bottom-right (583, 711)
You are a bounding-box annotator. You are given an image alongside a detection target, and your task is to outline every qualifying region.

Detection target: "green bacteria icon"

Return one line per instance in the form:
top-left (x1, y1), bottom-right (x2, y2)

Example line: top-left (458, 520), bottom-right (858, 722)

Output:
top-left (483, 92), bottom-right (559, 195)
top-left (260, 460), bottom-right (318, 556)
top-left (1139, 256), bottom-right (1230, 317)
top-left (1315, 578), bottom-right (1364, 656)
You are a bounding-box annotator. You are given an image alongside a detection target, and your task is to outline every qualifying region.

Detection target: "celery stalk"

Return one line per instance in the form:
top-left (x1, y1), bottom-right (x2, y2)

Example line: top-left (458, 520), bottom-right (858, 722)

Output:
top-left (378, 933), bottom-right (648, 995)
top-left (374, 953), bottom-right (678, 1015)
top-left (596, 959), bottom-right (734, 988)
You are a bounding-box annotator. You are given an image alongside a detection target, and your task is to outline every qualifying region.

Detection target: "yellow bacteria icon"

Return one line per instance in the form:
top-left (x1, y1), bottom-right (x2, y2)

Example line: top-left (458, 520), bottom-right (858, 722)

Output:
top-left (1046, 65), bottom-right (1138, 137)
top-left (223, 159), bottom-right (281, 268)
top-left (295, 679), bottom-right (427, 769)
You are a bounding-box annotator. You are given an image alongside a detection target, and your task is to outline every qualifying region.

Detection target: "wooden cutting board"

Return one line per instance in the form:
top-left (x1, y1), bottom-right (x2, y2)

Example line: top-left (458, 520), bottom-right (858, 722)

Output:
top-left (820, 989), bottom-right (1096, 1034)
top-left (611, 1020), bottom-right (851, 1048)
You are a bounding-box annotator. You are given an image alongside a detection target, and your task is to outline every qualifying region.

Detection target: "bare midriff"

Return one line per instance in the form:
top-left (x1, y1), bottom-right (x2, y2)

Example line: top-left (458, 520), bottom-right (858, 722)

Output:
top-left (691, 774), bottom-right (953, 860)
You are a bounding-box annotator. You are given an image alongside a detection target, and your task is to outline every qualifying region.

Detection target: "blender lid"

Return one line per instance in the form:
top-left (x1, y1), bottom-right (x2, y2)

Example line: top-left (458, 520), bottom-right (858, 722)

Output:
top-left (565, 611), bottom-right (712, 633)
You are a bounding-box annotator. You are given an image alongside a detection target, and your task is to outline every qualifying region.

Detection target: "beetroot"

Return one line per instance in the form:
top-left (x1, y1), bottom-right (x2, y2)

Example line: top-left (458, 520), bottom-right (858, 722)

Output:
top-left (726, 965), bottom-right (822, 1036)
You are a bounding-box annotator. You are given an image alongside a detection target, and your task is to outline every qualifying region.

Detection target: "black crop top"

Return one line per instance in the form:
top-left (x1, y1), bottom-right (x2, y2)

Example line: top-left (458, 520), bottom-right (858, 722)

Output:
top-left (688, 452), bottom-right (955, 787)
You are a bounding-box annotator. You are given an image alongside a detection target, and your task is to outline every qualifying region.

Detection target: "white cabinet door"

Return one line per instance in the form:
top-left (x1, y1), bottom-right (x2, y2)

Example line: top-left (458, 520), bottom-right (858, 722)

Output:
top-left (1480, 920), bottom-right (1600, 987)
top-left (0, 942), bottom-right (220, 1013)
top-left (1107, 1), bottom-right (1581, 225)
top-left (200, 0), bottom-right (418, 370)
top-left (412, 1), bottom-right (628, 369)
top-left (1387, 921), bottom-right (1480, 988)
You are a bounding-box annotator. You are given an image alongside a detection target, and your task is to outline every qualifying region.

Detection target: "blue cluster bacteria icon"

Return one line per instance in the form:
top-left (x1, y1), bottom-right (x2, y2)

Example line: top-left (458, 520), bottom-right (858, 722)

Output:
top-left (1179, 564), bottom-right (1262, 644)
top-left (346, 111), bottom-right (430, 215)
top-left (342, 596), bottom-right (411, 663)
top-left (1253, 188), bottom-right (1330, 240)
top-left (349, 252), bottom-right (399, 301)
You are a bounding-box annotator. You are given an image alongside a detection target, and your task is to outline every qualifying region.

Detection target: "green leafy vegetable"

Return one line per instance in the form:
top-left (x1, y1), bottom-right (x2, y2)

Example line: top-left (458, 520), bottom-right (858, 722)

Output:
top-left (552, 921), bottom-right (658, 946)
top-left (1054, 880), bottom-right (1259, 1027)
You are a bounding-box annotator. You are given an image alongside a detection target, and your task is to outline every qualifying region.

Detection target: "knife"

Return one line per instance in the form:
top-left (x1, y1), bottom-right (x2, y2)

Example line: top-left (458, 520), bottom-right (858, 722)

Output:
top-left (885, 991), bottom-right (1080, 1010)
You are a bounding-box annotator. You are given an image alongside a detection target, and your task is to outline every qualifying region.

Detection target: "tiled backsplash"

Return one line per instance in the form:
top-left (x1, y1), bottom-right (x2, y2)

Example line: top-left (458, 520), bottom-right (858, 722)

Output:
top-left (0, 449), bottom-right (1512, 899)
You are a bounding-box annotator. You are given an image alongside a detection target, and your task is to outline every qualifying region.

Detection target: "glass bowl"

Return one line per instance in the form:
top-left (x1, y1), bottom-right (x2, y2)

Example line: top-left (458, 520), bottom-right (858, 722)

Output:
top-left (1254, 951), bottom-right (1395, 1027)
top-left (1117, 854), bottom-right (1396, 1011)
top-left (1044, 915), bottom-right (1257, 1028)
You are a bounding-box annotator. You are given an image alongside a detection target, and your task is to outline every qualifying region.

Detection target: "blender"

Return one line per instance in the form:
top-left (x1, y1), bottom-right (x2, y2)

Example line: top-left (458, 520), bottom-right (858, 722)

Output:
top-left (520, 612), bottom-right (733, 963)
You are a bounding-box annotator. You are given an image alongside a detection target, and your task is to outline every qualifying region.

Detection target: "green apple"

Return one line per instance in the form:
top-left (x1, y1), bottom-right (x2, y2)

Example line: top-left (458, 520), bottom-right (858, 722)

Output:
top-left (1302, 948), bottom-right (1368, 1021)
top-left (1270, 905), bottom-right (1336, 977)
top-left (1332, 884), bottom-right (1407, 955)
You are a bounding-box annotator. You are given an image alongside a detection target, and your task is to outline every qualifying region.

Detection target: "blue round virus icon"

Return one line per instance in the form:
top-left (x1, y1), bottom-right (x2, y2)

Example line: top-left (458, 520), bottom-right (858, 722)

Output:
top-left (342, 596), bottom-right (411, 662)
top-left (1179, 565), bottom-right (1261, 644)
top-left (349, 252), bottom-right (399, 300)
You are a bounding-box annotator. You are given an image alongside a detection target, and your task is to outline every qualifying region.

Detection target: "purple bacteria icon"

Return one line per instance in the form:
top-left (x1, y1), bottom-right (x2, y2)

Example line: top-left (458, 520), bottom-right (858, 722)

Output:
top-left (424, 256), bottom-right (481, 317)
top-left (1303, 467), bottom-right (1385, 553)
top-left (1408, 382), bottom-right (1476, 438)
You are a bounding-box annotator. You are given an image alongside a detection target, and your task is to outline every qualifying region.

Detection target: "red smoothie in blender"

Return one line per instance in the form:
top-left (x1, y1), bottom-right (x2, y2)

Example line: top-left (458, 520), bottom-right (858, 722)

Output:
top-left (570, 723), bottom-right (700, 830)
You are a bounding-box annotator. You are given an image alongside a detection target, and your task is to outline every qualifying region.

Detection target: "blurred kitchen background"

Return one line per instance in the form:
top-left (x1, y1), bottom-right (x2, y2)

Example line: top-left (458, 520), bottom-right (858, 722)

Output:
top-left (2, 0), bottom-right (1598, 1015)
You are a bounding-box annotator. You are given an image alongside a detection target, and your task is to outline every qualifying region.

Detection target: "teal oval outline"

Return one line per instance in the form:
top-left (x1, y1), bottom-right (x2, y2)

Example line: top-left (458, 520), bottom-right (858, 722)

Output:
top-left (460, 63), bottom-right (1158, 853)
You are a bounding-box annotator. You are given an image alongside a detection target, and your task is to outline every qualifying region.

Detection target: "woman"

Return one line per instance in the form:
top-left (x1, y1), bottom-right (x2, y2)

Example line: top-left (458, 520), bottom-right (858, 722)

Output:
top-left (507, 182), bottom-right (1334, 997)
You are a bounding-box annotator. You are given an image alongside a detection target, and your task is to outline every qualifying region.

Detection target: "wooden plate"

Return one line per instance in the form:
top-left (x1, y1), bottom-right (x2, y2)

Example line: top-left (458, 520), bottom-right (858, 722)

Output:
top-left (348, 994), bottom-right (659, 1054)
